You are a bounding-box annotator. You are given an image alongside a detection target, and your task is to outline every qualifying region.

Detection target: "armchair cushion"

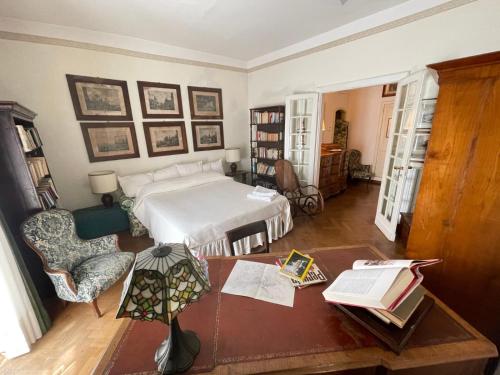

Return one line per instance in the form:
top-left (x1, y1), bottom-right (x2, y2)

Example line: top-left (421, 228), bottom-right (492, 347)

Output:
top-left (348, 149), bottom-right (372, 179)
top-left (71, 252), bottom-right (135, 302)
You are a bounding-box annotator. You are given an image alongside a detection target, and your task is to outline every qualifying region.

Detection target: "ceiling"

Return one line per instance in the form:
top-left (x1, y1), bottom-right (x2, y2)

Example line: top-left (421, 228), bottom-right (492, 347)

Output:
top-left (0, 0), bottom-right (460, 69)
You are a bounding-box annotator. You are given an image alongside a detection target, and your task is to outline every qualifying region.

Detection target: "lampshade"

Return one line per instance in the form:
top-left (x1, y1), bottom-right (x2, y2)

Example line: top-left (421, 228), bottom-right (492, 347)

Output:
top-left (116, 243), bottom-right (211, 324)
top-left (88, 171), bottom-right (117, 194)
top-left (225, 148), bottom-right (241, 163)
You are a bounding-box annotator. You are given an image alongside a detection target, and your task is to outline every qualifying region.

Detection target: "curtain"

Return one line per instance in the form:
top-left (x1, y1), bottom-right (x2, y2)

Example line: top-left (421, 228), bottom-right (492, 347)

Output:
top-left (0, 215), bottom-right (50, 358)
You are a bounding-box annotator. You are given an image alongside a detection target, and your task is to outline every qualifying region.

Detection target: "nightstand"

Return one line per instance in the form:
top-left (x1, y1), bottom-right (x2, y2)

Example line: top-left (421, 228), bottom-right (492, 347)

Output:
top-left (225, 170), bottom-right (249, 184)
top-left (73, 202), bottom-right (129, 239)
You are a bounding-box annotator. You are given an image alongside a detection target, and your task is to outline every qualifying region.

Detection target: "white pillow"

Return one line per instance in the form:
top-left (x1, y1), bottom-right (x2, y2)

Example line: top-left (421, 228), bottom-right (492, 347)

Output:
top-left (153, 165), bottom-right (180, 182)
top-left (176, 160), bottom-right (203, 176)
top-left (202, 159), bottom-right (224, 175)
top-left (118, 172), bottom-right (153, 197)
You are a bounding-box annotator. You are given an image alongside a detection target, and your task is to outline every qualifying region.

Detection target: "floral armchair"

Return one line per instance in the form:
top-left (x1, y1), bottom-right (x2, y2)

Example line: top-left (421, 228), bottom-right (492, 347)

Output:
top-left (118, 193), bottom-right (148, 237)
top-left (21, 209), bottom-right (135, 317)
top-left (347, 149), bottom-right (373, 186)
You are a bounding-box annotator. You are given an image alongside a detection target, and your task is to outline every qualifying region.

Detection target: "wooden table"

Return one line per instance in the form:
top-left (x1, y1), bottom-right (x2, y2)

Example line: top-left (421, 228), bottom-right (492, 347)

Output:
top-left (100, 245), bottom-right (497, 375)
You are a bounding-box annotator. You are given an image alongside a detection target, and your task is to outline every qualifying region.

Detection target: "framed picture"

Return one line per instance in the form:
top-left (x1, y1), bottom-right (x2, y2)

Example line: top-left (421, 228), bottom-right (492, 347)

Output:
top-left (279, 249), bottom-right (314, 282)
top-left (191, 121), bottom-right (224, 151)
top-left (188, 86), bottom-right (223, 119)
top-left (382, 83), bottom-right (398, 97)
top-left (80, 122), bottom-right (139, 162)
top-left (66, 75), bottom-right (132, 121)
top-left (143, 121), bottom-right (188, 157)
top-left (137, 81), bottom-right (183, 119)
top-left (416, 99), bottom-right (437, 129)
top-left (411, 132), bottom-right (431, 161)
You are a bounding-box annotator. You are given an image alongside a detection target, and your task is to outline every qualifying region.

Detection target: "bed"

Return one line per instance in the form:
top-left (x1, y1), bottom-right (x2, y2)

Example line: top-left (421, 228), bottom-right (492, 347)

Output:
top-left (132, 171), bottom-right (293, 256)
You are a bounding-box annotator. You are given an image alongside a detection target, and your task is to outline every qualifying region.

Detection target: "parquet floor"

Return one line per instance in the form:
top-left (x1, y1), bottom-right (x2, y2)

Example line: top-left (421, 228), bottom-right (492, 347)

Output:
top-left (0, 183), bottom-right (404, 375)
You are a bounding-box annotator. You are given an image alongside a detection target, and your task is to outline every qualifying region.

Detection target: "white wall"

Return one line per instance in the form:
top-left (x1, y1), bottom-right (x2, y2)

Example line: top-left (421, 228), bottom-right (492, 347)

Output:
top-left (0, 39), bottom-right (248, 210)
top-left (248, 0), bottom-right (500, 106)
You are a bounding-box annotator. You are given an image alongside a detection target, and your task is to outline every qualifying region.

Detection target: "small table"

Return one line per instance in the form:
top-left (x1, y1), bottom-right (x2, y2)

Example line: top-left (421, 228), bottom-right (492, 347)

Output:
top-left (73, 202), bottom-right (129, 239)
top-left (225, 170), bottom-right (249, 184)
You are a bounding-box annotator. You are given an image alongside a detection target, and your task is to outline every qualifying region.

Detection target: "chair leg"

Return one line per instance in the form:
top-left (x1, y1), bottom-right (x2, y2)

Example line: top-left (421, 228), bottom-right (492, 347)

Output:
top-left (90, 299), bottom-right (102, 318)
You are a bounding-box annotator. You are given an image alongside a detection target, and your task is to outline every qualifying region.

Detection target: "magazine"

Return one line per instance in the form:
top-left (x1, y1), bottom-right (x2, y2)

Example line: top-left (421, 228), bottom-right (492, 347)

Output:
top-left (276, 257), bottom-right (327, 288)
top-left (278, 249), bottom-right (314, 282)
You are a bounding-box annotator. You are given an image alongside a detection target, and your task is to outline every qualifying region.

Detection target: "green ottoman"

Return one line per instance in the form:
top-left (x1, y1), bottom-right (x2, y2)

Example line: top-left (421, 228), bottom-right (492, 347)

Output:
top-left (73, 203), bottom-right (129, 239)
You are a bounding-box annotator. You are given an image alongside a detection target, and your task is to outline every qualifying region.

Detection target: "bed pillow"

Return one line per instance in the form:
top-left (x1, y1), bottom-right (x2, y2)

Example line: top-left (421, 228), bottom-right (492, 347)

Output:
top-left (153, 165), bottom-right (180, 182)
top-left (117, 172), bottom-right (153, 197)
top-left (176, 160), bottom-right (203, 176)
top-left (202, 159), bottom-right (224, 175)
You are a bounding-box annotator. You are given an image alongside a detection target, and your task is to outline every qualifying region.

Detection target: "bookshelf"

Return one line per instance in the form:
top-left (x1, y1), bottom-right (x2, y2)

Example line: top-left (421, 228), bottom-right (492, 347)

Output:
top-left (0, 101), bottom-right (59, 299)
top-left (250, 105), bottom-right (285, 189)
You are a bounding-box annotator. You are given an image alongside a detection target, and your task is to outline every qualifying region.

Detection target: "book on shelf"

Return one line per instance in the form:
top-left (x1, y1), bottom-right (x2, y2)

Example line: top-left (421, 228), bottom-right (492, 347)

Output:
top-left (26, 156), bottom-right (50, 186)
top-left (253, 147), bottom-right (282, 160)
top-left (322, 259), bottom-right (441, 311)
top-left (37, 177), bottom-right (59, 209)
top-left (367, 286), bottom-right (425, 328)
top-left (252, 110), bottom-right (284, 124)
top-left (279, 249), bottom-right (314, 282)
top-left (15, 125), bottom-right (42, 152)
top-left (276, 257), bottom-right (327, 288)
top-left (256, 162), bottom-right (275, 176)
top-left (256, 131), bottom-right (282, 142)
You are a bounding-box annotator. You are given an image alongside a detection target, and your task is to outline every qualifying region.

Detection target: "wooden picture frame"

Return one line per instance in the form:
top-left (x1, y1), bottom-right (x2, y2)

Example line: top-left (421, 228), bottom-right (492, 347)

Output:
top-left (66, 75), bottom-right (132, 121)
top-left (137, 81), bottom-right (183, 119)
top-left (143, 121), bottom-right (189, 157)
top-left (382, 83), bottom-right (398, 97)
top-left (191, 121), bottom-right (224, 151)
top-left (188, 86), bottom-right (223, 119)
top-left (80, 122), bottom-right (139, 162)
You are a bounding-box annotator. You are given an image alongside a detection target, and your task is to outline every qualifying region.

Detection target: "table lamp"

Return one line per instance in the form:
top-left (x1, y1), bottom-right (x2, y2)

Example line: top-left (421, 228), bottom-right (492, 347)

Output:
top-left (116, 243), bottom-right (211, 374)
top-left (225, 147), bottom-right (241, 174)
top-left (88, 170), bottom-right (117, 208)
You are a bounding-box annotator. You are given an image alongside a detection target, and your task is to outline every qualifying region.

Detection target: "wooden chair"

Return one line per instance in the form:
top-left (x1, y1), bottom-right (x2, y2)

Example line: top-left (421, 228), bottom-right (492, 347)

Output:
top-left (275, 159), bottom-right (324, 217)
top-left (226, 220), bottom-right (269, 256)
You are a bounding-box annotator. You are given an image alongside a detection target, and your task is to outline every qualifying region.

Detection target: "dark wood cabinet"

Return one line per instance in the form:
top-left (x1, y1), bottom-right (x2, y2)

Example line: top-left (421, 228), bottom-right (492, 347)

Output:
top-left (319, 149), bottom-right (348, 199)
top-left (0, 101), bottom-right (57, 299)
top-left (406, 52), bottom-right (500, 347)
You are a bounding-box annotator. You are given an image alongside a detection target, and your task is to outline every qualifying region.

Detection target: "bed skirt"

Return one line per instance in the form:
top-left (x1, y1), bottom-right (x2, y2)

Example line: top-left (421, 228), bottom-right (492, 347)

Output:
top-left (185, 212), bottom-right (293, 257)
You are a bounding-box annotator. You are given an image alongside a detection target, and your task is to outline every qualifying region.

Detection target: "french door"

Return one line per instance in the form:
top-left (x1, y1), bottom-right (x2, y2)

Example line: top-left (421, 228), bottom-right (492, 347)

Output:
top-left (375, 70), bottom-right (433, 241)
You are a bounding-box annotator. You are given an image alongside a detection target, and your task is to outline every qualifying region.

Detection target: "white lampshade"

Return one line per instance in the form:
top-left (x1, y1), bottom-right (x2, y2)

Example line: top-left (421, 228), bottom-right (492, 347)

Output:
top-left (88, 171), bottom-right (117, 194)
top-left (225, 148), bottom-right (241, 163)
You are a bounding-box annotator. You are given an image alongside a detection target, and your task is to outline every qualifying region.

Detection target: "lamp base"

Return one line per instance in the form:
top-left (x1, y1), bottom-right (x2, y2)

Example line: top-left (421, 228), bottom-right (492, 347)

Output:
top-left (101, 193), bottom-right (114, 208)
top-left (155, 317), bottom-right (200, 375)
top-left (230, 162), bottom-right (237, 174)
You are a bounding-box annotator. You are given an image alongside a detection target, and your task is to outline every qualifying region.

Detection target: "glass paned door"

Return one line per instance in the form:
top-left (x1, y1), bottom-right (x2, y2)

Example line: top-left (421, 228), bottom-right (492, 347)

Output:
top-left (375, 71), bottom-right (427, 241)
top-left (285, 93), bottom-right (320, 186)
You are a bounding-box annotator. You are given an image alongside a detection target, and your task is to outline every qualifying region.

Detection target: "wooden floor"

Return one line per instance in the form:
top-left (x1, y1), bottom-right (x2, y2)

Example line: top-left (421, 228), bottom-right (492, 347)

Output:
top-left (0, 183), bottom-right (404, 374)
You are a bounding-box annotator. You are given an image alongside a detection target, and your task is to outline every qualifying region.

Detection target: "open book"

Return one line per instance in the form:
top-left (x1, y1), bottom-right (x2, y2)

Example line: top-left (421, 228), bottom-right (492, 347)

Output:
top-left (322, 259), bottom-right (440, 311)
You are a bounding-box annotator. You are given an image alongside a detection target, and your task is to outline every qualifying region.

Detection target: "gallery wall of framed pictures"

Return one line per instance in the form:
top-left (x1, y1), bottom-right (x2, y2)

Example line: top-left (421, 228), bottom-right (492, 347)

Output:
top-left (67, 73), bottom-right (226, 162)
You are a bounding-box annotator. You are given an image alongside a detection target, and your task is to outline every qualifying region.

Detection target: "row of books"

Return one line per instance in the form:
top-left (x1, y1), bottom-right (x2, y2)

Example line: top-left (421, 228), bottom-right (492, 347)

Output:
top-left (254, 162), bottom-right (275, 176)
top-left (253, 147), bottom-right (283, 160)
top-left (252, 111), bottom-right (284, 124)
top-left (255, 131), bottom-right (283, 142)
top-left (26, 157), bottom-right (49, 186)
top-left (37, 177), bottom-right (59, 209)
top-left (16, 125), bottom-right (42, 152)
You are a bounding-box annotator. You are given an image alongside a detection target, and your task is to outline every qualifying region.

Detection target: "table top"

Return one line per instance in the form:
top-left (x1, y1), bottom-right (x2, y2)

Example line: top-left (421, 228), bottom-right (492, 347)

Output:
top-left (102, 245), bottom-right (497, 375)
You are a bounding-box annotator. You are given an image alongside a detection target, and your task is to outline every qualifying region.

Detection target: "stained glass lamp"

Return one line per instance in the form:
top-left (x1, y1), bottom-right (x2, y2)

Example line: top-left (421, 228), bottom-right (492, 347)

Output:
top-left (116, 243), bottom-right (211, 374)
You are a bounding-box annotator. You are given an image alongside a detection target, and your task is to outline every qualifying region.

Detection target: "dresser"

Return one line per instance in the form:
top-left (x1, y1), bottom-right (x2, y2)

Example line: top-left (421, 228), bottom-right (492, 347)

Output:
top-left (318, 144), bottom-right (348, 199)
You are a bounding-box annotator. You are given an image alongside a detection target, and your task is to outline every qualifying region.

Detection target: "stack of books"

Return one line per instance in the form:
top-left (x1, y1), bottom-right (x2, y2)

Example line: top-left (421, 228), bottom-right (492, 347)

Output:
top-left (26, 156), bottom-right (49, 186)
top-left (15, 125), bottom-right (42, 152)
top-left (277, 249), bottom-right (328, 289)
top-left (37, 177), bottom-right (59, 209)
top-left (322, 259), bottom-right (441, 353)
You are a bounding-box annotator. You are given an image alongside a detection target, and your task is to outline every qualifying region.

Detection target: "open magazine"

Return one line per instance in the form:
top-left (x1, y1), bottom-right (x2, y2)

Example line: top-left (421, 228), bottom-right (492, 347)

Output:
top-left (322, 259), bottom-right (440, 311)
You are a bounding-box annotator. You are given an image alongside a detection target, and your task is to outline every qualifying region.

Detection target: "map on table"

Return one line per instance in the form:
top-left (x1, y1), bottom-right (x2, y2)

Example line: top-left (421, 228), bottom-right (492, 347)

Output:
top-left (221, 260), bottom-right (295, 307)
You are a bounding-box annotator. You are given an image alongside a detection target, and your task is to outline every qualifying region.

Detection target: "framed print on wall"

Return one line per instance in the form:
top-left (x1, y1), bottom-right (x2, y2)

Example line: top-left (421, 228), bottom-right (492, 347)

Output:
top-left (143, 121), bottom-right (189, 157)
top-left (80, 122), bottom-right (139, 162)
top-left (187, 86), bottom-right (223, 119)
top-left (66, 74), bottom-right (132, 121)
top-left (137, 81), bottom-right (183, 118)
top-left (191, 121), bottom-right (224, 151)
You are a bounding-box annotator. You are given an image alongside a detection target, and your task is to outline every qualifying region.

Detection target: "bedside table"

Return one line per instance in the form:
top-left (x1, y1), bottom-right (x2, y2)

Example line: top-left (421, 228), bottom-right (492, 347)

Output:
top-left (225, 170), bottom-right (249, 184)
top-left (73, 202), bottom-right (129, 239)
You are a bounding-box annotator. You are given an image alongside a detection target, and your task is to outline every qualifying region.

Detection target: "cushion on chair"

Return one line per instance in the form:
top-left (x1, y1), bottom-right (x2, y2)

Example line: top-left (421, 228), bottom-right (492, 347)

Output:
top-left (71, 252), bottom-right (135, 302)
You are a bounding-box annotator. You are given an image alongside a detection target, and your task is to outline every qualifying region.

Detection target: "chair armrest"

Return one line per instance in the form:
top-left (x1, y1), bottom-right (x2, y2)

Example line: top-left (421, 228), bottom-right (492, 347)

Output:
top-left (360, 165), bottom-right (372, 174)
top-left (81, 234), bottom-right (120, 256)
top-left (46, 270), bottom-right (78, 301)
top-left (118, 194), bottom-right (135, 212)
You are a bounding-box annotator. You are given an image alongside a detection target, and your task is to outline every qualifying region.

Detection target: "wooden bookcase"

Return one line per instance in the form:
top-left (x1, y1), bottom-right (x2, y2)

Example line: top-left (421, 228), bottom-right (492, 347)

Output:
top-left (250, 105), bottom-right (285, 189)
top-left (0, 101), bottom-right (59, 299)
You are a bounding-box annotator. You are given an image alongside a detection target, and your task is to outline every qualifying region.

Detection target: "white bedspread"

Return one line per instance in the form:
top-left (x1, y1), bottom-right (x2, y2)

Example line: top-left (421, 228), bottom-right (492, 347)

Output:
top-left (133, 172), bottom-right (293, 256)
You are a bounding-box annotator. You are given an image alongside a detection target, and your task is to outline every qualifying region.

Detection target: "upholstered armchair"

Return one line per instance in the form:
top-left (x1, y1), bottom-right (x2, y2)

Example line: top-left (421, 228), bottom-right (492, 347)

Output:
top-left (347, 149), bottom-right (373, 183)
top-left (21, 209), bottom-right (135, 317)
top-left (118, 193), bottom-right (148, 237)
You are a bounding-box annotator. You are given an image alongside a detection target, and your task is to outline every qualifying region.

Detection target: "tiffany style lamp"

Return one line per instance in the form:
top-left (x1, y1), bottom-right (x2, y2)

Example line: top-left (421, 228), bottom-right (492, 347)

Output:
top-left (116, 243), bottom-right (211, 374)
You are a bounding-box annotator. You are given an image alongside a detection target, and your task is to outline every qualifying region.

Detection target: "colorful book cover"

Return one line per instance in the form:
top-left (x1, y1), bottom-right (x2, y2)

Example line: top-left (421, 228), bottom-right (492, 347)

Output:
top-left (279, 249), bottom-right (314, 282)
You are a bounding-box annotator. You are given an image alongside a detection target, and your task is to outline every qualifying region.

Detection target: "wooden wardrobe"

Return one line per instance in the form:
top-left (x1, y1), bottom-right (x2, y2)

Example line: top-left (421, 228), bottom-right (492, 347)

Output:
top-left (407, 52), bottom-right (500, 348)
